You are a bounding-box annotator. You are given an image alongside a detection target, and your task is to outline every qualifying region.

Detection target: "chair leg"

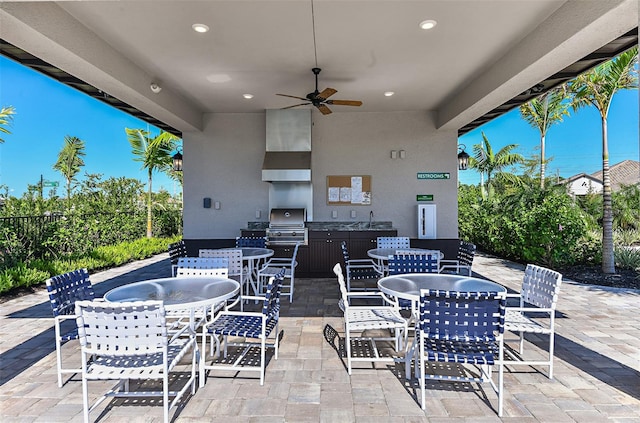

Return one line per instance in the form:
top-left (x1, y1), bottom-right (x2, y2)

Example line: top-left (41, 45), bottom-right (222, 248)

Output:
top-left (163, 372), bottom-right (169, 423)
top-left (260, 334), bottom-right (266, 386)
top-left (420, 355), bottom-right (426, 410)
top-left (548, 331), bottom-right (555, 379)
top-left (346, 323), bottom-right (352, 375)
top-left (54, 321), bottom-right (63, 387)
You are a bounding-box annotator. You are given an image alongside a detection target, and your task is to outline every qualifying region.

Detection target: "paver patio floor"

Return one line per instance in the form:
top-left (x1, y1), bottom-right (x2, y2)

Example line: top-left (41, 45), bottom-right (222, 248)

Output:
top-left (1, 252), bottom-right (638, 422)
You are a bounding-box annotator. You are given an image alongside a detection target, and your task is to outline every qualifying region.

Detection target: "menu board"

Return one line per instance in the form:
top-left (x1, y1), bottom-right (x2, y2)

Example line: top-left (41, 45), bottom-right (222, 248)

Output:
top-left (327, 175), bottom-right (372, 205)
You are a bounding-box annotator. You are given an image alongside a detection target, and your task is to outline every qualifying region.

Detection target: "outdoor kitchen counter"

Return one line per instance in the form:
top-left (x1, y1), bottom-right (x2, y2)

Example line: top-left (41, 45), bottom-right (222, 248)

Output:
top-left (246, 221), bottom-right (395, 231)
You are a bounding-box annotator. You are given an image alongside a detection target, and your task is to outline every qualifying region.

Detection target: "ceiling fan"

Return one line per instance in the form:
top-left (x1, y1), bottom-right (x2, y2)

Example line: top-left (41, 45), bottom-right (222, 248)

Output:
top-left (276, 67), bottom-right (362, 115)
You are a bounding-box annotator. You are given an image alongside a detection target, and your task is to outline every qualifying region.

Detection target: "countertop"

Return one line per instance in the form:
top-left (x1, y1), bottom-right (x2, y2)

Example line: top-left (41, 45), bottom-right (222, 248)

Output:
top-left (246, 221), bottom-right (395, 231)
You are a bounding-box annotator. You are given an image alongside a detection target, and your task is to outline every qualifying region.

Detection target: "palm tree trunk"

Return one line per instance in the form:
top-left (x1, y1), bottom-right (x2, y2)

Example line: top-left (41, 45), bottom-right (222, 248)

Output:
top-left (601, 116), bottom-right (615, 274)
top-left (147, 169), bottom-right (153, 238)
top-left (540, 133), bottom-right (546, 189)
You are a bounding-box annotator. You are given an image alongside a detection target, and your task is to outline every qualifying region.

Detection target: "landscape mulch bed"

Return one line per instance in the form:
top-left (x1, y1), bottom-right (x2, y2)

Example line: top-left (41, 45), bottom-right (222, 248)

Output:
top-left (559, 265), bottom-right (640, 290)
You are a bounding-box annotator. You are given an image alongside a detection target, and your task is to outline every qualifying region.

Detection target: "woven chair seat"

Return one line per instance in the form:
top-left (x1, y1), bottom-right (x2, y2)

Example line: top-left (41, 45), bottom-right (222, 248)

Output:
top-left (505, 310), bottom-right (551, 334)
top-left (345, 308), bottom-right (406, 331)
top-left (348, 266), bottom-right (380, 280)
top-left (87, 339), bottom-right (194, 379)
top-left (207, 314), bottom-right (278, 338)
top-left (422, 338), bottom-right (499, 365)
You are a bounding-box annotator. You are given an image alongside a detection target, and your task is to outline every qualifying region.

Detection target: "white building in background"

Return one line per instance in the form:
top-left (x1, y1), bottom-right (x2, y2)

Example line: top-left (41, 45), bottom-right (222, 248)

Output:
top-left (561, 160), bottom-right (640, 196)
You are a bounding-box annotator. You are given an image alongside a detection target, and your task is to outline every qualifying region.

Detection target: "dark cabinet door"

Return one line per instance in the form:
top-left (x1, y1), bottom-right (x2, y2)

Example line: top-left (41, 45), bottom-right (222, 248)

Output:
top-left (270, 245), bottom-right (310, 276)
top-left (349, 230), bottom-right (397, 259)
top-left (308, 231), bottom-right (348, 276)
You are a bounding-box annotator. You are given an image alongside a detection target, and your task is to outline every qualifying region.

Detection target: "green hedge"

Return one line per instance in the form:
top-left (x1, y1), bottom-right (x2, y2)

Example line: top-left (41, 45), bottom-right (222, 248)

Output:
top-left (0, 235), bottom-right (181, 295)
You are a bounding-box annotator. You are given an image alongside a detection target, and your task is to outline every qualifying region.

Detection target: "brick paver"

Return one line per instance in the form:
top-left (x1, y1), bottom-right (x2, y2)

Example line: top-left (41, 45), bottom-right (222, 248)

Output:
top-left (1, 252), bottom-right (638, 421)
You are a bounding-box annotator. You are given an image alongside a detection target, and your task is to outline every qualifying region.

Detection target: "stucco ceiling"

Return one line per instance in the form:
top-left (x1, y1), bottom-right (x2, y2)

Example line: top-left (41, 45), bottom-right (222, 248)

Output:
top-left (0, 0), bottom-right (637, 135)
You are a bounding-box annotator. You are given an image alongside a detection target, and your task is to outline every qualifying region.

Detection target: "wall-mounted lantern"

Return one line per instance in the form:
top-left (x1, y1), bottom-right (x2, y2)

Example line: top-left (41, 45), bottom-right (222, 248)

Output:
top-left (457, 144), bottom-right (470, 171)
top-left (172, 148), bottom-right (183, 172)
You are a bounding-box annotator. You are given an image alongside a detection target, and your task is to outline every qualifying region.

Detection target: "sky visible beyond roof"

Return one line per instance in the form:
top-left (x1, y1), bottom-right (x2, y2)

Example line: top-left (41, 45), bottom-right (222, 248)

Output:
top-left (0, 55), bottom-right (638, 196)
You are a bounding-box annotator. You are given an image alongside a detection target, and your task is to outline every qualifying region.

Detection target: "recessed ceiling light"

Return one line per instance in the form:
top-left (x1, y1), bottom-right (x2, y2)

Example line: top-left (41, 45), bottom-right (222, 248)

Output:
top-left (419, 20), bottom-right (437, 30)
top-left (206, 73), bottom-right (231, 83)
top-left (243, 94), bottom-right (254, 99)
top-left (384, 91), bottom-right (394, 97)
top-left (192, 23), bottom-right (209, 33)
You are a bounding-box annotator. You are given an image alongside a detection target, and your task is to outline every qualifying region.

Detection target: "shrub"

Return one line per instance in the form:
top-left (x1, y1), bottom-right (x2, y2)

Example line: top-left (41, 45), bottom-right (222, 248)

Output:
top-left (0, 235), bottom-right (181, 295)
top-left (0, 264), bottom-right (50, 293)
top-left (615, 247), bottom-right (640, 271)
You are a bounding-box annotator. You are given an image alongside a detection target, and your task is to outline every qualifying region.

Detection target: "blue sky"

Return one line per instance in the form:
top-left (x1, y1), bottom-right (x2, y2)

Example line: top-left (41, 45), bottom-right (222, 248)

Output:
top-left (1, 54), bottom-right (638, 196)
top-left (0, 55), bottom-right (177, 198)
top-left (459, 85), bottom-right (639, 186)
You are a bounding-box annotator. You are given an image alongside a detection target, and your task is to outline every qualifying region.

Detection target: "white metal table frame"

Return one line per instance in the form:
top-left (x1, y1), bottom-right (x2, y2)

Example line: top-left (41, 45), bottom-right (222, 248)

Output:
top-left (377, 273), bottom-right (506, 378)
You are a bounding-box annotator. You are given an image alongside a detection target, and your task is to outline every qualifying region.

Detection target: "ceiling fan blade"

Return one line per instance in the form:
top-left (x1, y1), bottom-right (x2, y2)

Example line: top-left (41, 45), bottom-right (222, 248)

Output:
top-left (316, 88), bottom-right (337, 100)
top-left (326, 100), bottom-right (363, 107)
top-left (276, 93), bottom-right (309, 101)
top-left (281, 102), bottom-right (310, 110)
top-left (316, 104), bottom-right (332, 115)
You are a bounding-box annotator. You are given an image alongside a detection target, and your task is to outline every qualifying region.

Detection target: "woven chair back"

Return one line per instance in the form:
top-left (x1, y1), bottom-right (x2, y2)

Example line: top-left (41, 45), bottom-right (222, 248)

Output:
top-left (419, 289), bottom-right (505, 341)
top-left (521, 264), bottom-right (563, 309)
top-left (46, 269), bottom-right (95, 317)
top-left (377, 236), bottom-right (410, 249)
top-left (388, 253), bottom-right (440, 274)
top-left (236, 236), bottom-right (267, 248)
top-left (75, 300), bottom-right (167, 355)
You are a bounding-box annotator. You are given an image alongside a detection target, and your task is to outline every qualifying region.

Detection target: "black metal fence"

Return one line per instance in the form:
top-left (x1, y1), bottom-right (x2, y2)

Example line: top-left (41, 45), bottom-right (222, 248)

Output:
top-left (0, 210), bottom-right (182, 263)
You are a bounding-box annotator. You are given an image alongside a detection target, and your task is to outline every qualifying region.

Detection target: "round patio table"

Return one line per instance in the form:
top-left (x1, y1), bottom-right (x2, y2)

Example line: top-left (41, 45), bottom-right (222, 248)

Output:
top-left (104, 276), bottom-right (240, 332)
top-left (377, 273), bottom-right (505, 303)
top-left (220, 247), bottom-right (274, 296)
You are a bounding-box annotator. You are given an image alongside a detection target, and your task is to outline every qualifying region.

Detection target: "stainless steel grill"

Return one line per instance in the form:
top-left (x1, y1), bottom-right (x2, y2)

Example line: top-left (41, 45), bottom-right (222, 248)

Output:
top-left (266, 208), bottom-right (308, 246)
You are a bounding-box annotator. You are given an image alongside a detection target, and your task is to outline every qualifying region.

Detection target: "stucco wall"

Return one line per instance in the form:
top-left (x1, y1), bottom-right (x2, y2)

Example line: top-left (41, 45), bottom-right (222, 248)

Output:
top-left (182, 110), bottom-right (459, 239)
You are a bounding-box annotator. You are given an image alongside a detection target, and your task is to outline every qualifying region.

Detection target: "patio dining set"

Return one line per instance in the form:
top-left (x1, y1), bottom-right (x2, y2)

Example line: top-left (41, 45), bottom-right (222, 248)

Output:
top-left (44, 236), bottom-right (563, 421)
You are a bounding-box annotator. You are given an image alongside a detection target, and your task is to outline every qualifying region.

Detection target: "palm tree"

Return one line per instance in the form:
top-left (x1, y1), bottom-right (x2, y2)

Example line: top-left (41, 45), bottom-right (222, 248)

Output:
top-left (125, 128), bottom-right (179, 238)
top-left (469, 131), bottom-right (524, 196)
top-left (0, 106), bottom-right (16, 143)
top-left (53, 135), bottom-right (86, 210)
top-left (519, 87), bottom-right (570, 188)
top-left (568, 46), bottom-right (638, 274)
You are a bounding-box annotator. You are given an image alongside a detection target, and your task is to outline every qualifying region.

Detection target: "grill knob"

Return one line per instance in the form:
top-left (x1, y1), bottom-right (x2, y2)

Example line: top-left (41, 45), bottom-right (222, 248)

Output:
top-left (276, 232), bottom-right (281, 236)
top-left (292, 232), bottom-right (297, 236)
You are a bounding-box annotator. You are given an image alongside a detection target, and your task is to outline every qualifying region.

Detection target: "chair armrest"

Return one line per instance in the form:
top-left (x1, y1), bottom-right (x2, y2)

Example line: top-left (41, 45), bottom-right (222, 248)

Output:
top-left (240, 295), bottom-right (267, 302)
top-left (505, 292), bottom-right (521, 298)
top-left (506, 306), bottom-right (554, 313)
top-left (345, 291), bottom-right (383, 298)
top-left (439, 259), bottom-right (459, 266)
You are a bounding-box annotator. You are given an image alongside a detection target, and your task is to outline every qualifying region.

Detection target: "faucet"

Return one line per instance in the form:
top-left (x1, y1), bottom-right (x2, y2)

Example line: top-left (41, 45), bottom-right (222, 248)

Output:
top-left (369, 210), bottom-right (374, 228)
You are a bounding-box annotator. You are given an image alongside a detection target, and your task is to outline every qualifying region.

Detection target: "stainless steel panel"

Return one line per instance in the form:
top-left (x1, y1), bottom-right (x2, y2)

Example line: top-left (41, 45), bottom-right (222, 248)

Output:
top-left (266, 109), bottom-right (311, 152)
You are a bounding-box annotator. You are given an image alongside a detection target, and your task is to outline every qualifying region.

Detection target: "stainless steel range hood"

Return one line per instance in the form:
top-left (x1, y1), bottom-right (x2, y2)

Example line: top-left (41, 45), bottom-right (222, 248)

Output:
top-left (262, 151), bottom-right (311, 181)
top-left (262, 109), bottom-right (311, 182)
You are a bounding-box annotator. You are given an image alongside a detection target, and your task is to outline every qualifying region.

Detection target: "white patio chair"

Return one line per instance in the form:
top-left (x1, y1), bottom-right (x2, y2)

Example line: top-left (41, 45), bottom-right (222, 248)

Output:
top-left (376, 236), bottom-right (410, 249)
top-left (45, 268), bottom-right (95, 387)
top-left (340, 240), bottom-right (383, 292)
top-left (417, 289), bottom-right (506, 416)
top-left (257, 243), bottom-right (299, 302)
top-left (440, 240), bottom-right (476, 275)
top-left (199, 248), bottom-right (244, 292)
top-left (168, 240), bottom-right (187, 276)
top-left (200, 269), bottom-right (285, 386)
top-left (504, 264), bottom-right (563, 379)
top-left (74, 300), bottom-right (197, 423)
top-left (333, 263), bottom-right (408, 375)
